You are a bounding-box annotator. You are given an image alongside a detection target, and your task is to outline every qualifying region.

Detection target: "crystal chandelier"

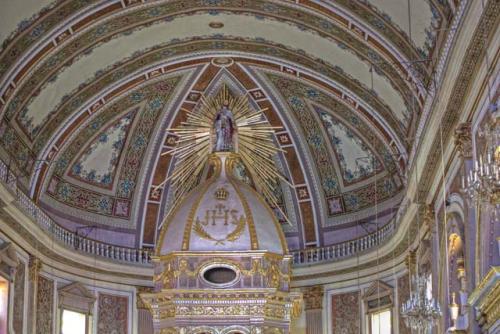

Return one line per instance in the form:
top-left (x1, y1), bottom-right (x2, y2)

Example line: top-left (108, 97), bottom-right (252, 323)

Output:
top-left (461, 106), bottom-right (499, 222)
top-left (401, 274), bottom-right (442, 333)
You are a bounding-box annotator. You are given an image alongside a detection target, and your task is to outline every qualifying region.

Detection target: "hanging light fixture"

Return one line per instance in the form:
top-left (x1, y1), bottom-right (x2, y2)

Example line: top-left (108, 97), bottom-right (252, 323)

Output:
top-left (401, 274), bottom-right (442, 333)
top-left (400, 119), bottom-right (443, 333)
top-left (400, 1), bottom-right (442, 330)
top-left (461, 104), bottom-right (499, 222)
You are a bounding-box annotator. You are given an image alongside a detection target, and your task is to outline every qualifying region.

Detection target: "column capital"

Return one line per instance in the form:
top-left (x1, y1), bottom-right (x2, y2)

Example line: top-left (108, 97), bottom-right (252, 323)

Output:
top-left (422, 204), bottom-right (436, 234)
top-left (404, 249), bottom-right (417, 275)
top-left (136, 286), bottom-right (153, 309)
top-left (302, 285), bottom-right (324, 311)
top-left (28, 255), bottom-right (41, 282)
top-left (454, 122), bottom-right (472, 159)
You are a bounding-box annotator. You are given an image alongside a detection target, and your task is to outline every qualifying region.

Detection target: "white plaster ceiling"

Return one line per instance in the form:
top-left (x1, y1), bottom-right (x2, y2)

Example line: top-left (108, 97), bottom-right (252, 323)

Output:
top-left (368, 0), bottom-right (436, 50)
top-left (0, 0), bottom-right (54, 44)
top-left (25, 13), bottom-right (408, 140)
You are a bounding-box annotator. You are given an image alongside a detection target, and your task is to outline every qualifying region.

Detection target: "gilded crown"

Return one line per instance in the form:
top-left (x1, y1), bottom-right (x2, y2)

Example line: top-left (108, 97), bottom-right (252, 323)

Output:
top-left (214, 187), bottom-right (229, 200)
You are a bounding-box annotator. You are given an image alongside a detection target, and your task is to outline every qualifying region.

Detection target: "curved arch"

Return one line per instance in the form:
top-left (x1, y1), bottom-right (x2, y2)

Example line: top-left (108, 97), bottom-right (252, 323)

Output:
top-left (446, 192), bottom-right (466, 223)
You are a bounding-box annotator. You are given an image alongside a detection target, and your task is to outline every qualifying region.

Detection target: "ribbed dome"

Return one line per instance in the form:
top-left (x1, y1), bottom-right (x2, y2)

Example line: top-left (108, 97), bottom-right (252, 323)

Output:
top-left (156, 153), bottom-right (288, 255)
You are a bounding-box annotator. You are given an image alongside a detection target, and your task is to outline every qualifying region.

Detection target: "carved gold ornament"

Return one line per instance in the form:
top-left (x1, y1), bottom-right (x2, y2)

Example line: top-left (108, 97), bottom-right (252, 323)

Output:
top-left (214, 187), bottom-right (229, 200)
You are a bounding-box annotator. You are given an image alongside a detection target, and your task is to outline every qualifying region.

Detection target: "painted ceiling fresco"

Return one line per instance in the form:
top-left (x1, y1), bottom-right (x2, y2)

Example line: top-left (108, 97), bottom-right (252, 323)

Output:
top-left (0, 0), bottom-right (455, 250)
top-left (69, 109), bottom-right (136, 189)
top-left (316, 107), bottom-right (382, 184)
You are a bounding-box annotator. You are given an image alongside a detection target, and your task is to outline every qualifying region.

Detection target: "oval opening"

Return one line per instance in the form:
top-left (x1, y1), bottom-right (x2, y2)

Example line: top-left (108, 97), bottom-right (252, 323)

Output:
top-left (202, 267), bottom-right (237, 285)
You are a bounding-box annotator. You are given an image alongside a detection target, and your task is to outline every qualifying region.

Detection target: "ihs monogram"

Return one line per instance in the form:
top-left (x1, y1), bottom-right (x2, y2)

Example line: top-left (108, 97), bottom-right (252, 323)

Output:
top-left (193, 204), bottom-right (246, 245)
top-left (197, 204), bottom-right (239, 227)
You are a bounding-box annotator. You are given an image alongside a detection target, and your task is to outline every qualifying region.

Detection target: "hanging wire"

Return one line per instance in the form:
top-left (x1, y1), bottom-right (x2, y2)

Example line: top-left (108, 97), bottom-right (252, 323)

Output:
top-left (439, 116), bottom-right (452, 324)
top-left (405, 0), bottom-right (418, 311)
top-left (93, 224), bottom-right (98, 330)
top-left (370, 64), bottom-right (382, 334)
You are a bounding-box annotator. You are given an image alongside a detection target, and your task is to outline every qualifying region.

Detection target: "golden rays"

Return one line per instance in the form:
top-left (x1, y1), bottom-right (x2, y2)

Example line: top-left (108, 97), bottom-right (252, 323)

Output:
top-left (156, 85), bottom-right (291, 224)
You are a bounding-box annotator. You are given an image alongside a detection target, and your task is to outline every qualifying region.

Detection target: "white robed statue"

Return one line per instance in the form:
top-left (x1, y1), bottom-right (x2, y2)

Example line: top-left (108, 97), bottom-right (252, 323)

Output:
top-left (213, 100), bottom-right (235, 152)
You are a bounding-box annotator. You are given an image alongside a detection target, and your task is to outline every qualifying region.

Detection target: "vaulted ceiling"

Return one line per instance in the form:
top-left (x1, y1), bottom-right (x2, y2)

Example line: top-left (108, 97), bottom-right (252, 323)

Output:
top-left (0, 0), bottom-right (454, 250)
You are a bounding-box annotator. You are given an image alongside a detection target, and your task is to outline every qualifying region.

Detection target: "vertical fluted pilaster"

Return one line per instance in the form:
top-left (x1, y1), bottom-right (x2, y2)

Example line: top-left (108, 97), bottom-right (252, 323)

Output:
top-left (303, 285), bottom-right (324, 334)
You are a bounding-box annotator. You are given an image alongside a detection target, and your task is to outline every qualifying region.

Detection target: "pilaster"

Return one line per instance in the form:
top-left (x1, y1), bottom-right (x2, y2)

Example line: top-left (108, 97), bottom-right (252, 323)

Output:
top-left (302, 285), bottom-right (324, 334)
top-left (27, 255), bottom-right (41, 334)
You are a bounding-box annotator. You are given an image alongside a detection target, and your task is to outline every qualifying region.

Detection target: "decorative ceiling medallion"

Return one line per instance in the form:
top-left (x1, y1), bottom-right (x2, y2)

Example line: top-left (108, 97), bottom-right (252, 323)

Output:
top-left (211, 57), bottom-right (234, 68)
top-left (209, 21), bottom-right (224, 29)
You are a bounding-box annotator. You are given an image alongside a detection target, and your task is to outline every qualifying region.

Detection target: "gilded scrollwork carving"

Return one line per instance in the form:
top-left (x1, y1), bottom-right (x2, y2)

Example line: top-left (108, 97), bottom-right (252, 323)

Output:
top-left (154, 255), bottom-right (290, 291)
top-left (176, 305), bottom-right (263, 317)
top-left (136, 286), bottom-right (153, 309)
top-left (153, 260), bottom-right (176, 288)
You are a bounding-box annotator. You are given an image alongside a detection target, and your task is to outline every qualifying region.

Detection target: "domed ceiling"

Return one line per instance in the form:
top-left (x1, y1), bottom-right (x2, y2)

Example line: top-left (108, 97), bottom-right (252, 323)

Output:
top-left (0, 0), bottom-right (454, 250)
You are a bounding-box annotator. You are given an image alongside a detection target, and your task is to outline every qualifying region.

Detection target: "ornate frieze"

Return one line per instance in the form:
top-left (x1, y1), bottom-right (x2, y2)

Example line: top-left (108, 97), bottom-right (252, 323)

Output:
top-left (142, 290), bottom-right (300, 322)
